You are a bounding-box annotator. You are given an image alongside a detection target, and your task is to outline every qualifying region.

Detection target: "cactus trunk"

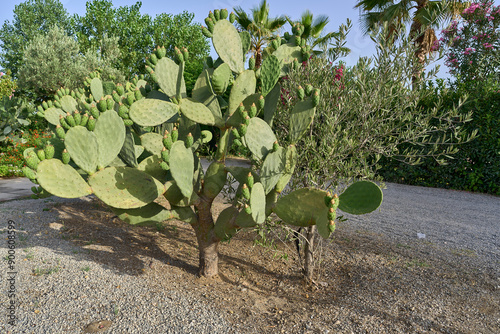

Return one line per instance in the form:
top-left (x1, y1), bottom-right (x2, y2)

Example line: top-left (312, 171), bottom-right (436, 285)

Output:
top-left (193, 197), bottom-right (219, 277)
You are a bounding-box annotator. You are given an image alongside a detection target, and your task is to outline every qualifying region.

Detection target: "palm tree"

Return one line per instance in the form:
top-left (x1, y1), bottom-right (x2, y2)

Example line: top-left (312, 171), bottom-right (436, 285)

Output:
top-left (287, 10), bottom-right (339, 50)
top-left (355, 0), bottom-right (470, 83)
top-left (233, 0), bottom-right (287, 68)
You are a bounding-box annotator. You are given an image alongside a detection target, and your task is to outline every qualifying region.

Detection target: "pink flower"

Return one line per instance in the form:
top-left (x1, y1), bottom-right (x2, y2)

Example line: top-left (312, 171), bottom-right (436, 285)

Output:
top-left (483, 43), bottom-right (493, 49)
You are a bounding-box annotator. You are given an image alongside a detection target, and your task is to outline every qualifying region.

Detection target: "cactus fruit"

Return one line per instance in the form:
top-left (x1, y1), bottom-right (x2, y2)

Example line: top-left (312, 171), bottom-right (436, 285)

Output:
top-left (22, 167), bottom-right (37, 180)
top-left (62, 149), bottom-right (70, 164)
top-left (220, 9), bottom-right (228, 20)
top-left (55, 125), bottom-right (65, 139)
top-left (241, 184), bottom-right (250, 200)
top-left (246, 172), bottom-right (254, 189)
top-left (44, 145), bottom-right (55, 159)
top-left (202, 26), bottom-right (212, 38)
top-left (186, 133), bottom-right (194, 148)
top-left (161, 147), bottom-right (170, 163)
top-left (229, 11), bottom-right (236, 23)
top-left (249, 57), bottom-right (256, 70)
top-left (73, 110), bottom-right (82, 125)
top-left (305, 84), bottom-right (313, 96)
top-left (249, 103), bottom-right (257, 118)
top-left (297, 86), bottom-right (305, 100)
top-left (171, 127), bottom-right (179, 142)
top-left (313, 89), bottom-right (320, 107)
top-left (36, 149), bottom-right (46, 161)
top-left (25, 153), bottom-right (39, 170)
top-left (87, 116), bottom-right (96, 131)
top-left (80, 113), bottom-right (89, 127)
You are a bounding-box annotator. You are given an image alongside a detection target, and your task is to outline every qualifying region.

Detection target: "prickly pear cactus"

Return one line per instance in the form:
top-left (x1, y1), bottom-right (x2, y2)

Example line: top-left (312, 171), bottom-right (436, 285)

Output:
top-left (23, 10), bottom-right (383, 277)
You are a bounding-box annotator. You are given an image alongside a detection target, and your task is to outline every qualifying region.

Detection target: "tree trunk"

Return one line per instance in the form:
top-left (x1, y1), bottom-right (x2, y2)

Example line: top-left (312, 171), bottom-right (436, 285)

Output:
top-left (303, 225), bottom-right (316, 281)
top-left (192, 196), bottom-right (219, 277)
top-left (255, 46), bottom-right (262, 69)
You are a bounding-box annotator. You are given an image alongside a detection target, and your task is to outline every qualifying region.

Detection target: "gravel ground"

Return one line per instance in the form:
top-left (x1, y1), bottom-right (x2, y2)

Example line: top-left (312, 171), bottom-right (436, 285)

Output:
top-left (0, 182), bottom-right (498, 333)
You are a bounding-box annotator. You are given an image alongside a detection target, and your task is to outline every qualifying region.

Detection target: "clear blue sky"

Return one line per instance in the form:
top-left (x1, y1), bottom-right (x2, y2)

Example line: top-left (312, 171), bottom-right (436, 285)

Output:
top-left (1, 0), bottom-right (499, 76)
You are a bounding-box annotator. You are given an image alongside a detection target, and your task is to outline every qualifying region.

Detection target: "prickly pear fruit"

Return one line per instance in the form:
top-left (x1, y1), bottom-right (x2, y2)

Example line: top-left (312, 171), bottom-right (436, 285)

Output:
top-left (206, 18), bottom-right (214, 33)
top-left (155, 46), bottom-right (166, 59)
top-left (238, 124), bottom-right (247, 137)
top-left (36, 149), bottom-right (46, 161)
top-left (54, 100), bottom-right (62, 109)
top-left (47, 101), bottom-right (53, 108)
top-left (182, 48), bottom-right (189, 62)
top-left (328, 207), bottom-right (336, 220)
top-left (22, 166), bottom-right (37, 180)
top-left (80, 113), bottom-right (89, 127)
top-left (272, 141), bottom-right (279, 152)
top-left (305, 84), bottom-right (313, 96)
top-left (244, 204), bottom-right (252, 215)
top-left (59, 115), bottom-right (70, 130)
top-left (150, 53), bottom-right (158, 66)
top-left (98, 98), bottom-right (107, 112)
top-left (328, 220), bottom-right (336, 233)
top-left (208, 11), bottom-right (216, 22)
top-left (42, 101), bottom-right (48, 110)
top-left (160, 161), bottom-right (169, 170)
top-left (220, 8), bottom-right (228, 19)
top-left (297, 86), bottom-right (305, 100)
top-left (246, 172), bottom-right (254, 189)
top-left (229, 12), bottom-right (236, 23)
top-left (55, 125), bottom-right (65, 139)
top-left (175, 47), bottom-right (184, 63)
top-left (249, 57), bottom-right (255, 70)
top-left (65, 113), bottom-right (76, 127)
top-left (295, 36), bottom-right (302, 46)
top-left (44, 145), bottom-right (55, 159)
top-left (118, 104), bottom-right (129, 119)
top-left (186, 133), bottom-right (194, 148)
top-left (62, 149), bottom-right (70, 164)
top-left (25, 154), bottom-right (39, 170)
top-left (73, 110), bottom-right (81, 125)
top-left (231, 128), bottom-right (240, 139)
top-left (171, 127), bottom-right (179, 142)
top-left (258, 95), bottom-right (265, 110)
top-left (123, 119), bottom-right (134, 126)
top-left (249, 103), bottom-right (257, 118)
top-left (90, 104), bottom-right (99, 119)
top-left (163, 131), bottom-right (173, 150)
top-left (202, 26), bottom-right (212, 38)
top-left (161, 147), bottom-right (170, 163)
top-left (272, 38), bottom-right (280, 50)
top-left (242, 184), bottom-right (250, 199)
top-left (112, 91), bottom-right (121, 104)
top-left (243, 116), bottom-right (250, 126)
top-left (126, 92), bottom-right (135, 106)
top-left (87, 116), bottom-right (96, 131)
top-left (233, 138), bottom-right (242, 147)
top-left (313, 89), bottom-right (320, 107)
top-left (134, 88), bottom-right (142, 101)
top-left (293, 58), bottom-right (300, 70)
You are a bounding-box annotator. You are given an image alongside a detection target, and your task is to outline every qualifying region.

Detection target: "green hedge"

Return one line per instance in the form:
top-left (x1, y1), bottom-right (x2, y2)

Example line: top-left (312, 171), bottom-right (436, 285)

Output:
top-left (378, 84), bottom-right (500, 195)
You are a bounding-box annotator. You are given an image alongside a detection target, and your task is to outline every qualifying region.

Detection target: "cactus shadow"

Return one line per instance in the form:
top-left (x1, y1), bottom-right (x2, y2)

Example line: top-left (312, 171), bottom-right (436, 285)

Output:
top-left (49, 196), bottom-right (200, 276)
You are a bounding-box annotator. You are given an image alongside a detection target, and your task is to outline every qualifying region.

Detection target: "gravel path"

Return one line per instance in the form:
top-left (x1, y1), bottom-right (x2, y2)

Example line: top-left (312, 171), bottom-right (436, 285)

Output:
top-left (0, 182), bottom-right (498, 333)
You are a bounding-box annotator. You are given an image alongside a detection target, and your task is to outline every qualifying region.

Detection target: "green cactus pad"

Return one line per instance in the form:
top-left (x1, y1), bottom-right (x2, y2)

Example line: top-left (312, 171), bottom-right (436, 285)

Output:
top-left (338, 181), bottom-right (383, 215)
top-left (273, 44), bottom-right (302, 76)
top-left (90, 77), bottom-right (103, 102)
top-left (37, 159), bottom-right (93, 198)
top-left (250, 182), bottom-right (266, 224)
top-left (179, 98), bottom-right (218, 126)
top-left (64, 126), bottom-right (98, 174)
top-left (94, 110), bottom-right (126, 169)
top-left (154, 57), bottom-right (187, 98)
top-left (202, 162), bottom-right (227, 199)
top-left (169, 141), bottom-right (194, 198)
top-left (59, 95), bottom-right (77, 113)
top-left (118, 129), bottom-right (138, 167)
top-left (192, 69), bottom-right (214, 102)
top-left (239, 31), bottom-right (251, 59)
top-left (129, 98), bottom-right (179, 127)
top-left (234, 210), bottom-right (256, 228)
top-left (273, 188), bottom-right (328, 227)
top-left (44, 108), bottom-right (66, 126)
top-left (260, 55), bottom-right (281, 96)
top-left (225, 166), bottom-right (260, 185)
top-left (170, 206), bottom-right (198, 224)
top-left (137, 155), bottom-right (169, 183)
top-left (212, 19), bottom-right (244, 73)
top-left (112, 202), bottom-right (172, 226)
top-left (275, 145), bottom-right (297, 193)
top-left (89, 167), bottom-right (164, 209)
top-left (212, 63), bottom-right (231, 95)
top-left (316, 214), bottom-right (332, 239)
top-left (164, 181), bottom-right (199, 207)
top-left (263, 83), bottom-right (281, 127)
top-left (243, 117), bottom-right (277, 160)
top-left (214, 206), bottom-right (239, 241)
top-left (289, 98), bottom-right (316, 144)
top-left (140, 133), bottom-right (164, 156)
top-left (260, 147), bottom-right (286, 194)
top-left (228, 70), bottom-right (256, 118)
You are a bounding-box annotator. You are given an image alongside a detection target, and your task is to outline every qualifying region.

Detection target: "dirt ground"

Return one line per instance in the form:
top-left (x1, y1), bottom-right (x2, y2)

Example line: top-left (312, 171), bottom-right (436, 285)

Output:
top-left (51, 196), bottom-right (499, 334)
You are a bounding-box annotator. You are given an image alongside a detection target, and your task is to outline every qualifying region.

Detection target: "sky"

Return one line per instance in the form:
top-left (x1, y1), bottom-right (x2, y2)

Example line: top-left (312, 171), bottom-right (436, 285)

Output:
top-left (1, 0), bottom-right (499, 77)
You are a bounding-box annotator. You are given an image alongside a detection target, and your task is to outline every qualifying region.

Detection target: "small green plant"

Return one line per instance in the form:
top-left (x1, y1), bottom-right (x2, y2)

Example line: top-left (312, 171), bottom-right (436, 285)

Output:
top-left (33, 266), bottom-right (60, 276)
top-left (82, 265), bottom-right (91, 272)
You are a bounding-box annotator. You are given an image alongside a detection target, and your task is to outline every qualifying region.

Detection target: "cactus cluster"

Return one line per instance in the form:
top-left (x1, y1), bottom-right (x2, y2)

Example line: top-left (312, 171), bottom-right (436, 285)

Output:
top-left (23, 10), bottom-right (383, 277)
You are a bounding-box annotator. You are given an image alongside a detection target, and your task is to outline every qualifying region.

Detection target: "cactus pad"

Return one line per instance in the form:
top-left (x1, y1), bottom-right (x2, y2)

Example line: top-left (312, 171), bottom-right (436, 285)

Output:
top-left (44, 108), bottom-right (66, 126)
top-left (137, 155), bottom-right (169, 183)
top-left (112, 202), bottom-right (173, 226)
top-left (94, 110), bottom-right (126, 169)
top-left (169, 141), bottom-right (194, 198)
top-left (179, 98), bottom-right (218, 126)
top-left (202, 162), bottom-right (227, 199)
top-left (228, 70), bottom-right (256, 118)
top-left (243, 117), bottom-right (277, 160)
top-left (155, 57), bottom-right (187, 98)
top-left (260, 55), bottom-right (281, 96)
top-left (338, 181), bottom-right (383, 215)
top-left (64, 126), bottom-right (98, 174)
top-left (60, 95), bottom-right (77, 113)
top-left (140, 133), bottom-right (164, 156)
top-left (273, 188), bottom-right (328, 227)
top-left (289, 98), bottom-right (316, 144)
top-left (90, 77), bottom-right (103, 102)
top-left (212, 20), bottom-right (244, 73)
top-left (260, 147), bottom-right (286, 194)
top-left (89, 167), bottom-right (164, 209)
top-left (250, 182), bottom-right (266, 224)
top-left (129, 98), bottom-right (179, 127)
top-left (36, 159), bottom-right (93, 198)
top-left (214, 206), bottom-right (239, 241)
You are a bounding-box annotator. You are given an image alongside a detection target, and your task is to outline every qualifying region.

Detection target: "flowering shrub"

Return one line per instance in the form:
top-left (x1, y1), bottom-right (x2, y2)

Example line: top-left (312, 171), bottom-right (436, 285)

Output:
top-left (440, 0), bottom-right (500, 86)
top-left (0, 126), bottom-right (51, 177)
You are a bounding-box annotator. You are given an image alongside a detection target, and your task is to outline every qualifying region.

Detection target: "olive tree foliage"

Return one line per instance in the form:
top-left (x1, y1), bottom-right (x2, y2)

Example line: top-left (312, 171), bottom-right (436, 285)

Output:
top-left (0, 0), bottom-right (73, 77)
top-left (17, 25), bottom-right (123, 101)
top-left (275, 23), bottom-right (475, 192)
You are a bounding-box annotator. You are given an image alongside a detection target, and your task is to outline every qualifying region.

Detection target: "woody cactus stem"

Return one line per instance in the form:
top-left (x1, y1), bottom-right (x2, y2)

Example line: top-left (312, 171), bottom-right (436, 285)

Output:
top-left (193, 196), bottom-right (219, 276)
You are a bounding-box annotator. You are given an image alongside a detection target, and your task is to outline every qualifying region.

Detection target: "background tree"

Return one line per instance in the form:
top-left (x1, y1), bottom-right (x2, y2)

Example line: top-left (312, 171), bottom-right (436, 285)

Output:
top-left (234, 0), bottom-right (287, 68)
top-left (355, 0), bottom-right (470, 83)
top-left (0, 0), bottom-right (72, 77)
top-left (0, 70), bottom-right (17, 98)
top-left (17, 25), bottom-right (123, 101)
